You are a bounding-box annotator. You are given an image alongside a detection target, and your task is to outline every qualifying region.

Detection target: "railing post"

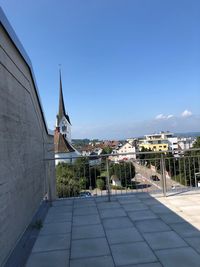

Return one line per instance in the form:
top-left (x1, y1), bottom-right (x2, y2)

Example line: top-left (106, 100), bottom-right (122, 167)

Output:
top-left (106, 157), bottom-right (111, 202)
top-left (161, 153), bottom-right (167, 197)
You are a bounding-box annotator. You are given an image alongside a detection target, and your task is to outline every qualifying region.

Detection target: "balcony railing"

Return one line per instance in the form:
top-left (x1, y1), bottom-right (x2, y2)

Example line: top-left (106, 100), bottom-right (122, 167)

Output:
top-left (47, 148), bottom-right (200, 200)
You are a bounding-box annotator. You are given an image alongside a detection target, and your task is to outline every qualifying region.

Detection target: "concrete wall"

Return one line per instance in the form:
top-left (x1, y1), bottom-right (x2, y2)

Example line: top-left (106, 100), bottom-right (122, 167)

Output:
top-left (0, 19), bottom-right (55, 266)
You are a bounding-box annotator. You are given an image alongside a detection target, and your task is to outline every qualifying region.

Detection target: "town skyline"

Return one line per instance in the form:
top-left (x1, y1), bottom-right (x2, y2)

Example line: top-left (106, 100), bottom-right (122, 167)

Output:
top-left (1, 0), bottom-right (200, 139)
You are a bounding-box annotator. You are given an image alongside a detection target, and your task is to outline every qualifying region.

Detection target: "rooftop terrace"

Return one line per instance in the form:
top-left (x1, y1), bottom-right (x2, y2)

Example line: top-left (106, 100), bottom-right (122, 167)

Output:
top-left (26, 191), bottom-right (200, 267)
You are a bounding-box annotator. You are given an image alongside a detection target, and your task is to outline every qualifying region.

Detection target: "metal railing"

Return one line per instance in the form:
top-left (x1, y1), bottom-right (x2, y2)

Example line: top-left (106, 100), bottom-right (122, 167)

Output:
top-left (49, 148), bottom-right (200, 200)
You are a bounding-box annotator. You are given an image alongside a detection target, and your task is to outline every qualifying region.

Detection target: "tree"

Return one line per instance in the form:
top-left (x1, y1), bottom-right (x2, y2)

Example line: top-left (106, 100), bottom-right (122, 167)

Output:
top-left (56, 162), bottom-right (80, 198)
top-left (193, 137), bottom-right (200, 149)
top-left (109, 161), bottom-right (135, 187)
top-left (96, 179), bottom-right (105, 190)
top-left (56, 157), bottom-right (101, 196)
top-left (137, 147), bottom-right (161, 171)
top-left (101, 146), bottom-right (113, 155)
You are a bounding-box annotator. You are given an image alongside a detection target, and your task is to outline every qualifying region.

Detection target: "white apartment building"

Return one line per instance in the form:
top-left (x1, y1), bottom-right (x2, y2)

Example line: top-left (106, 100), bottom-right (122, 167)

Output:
top-left (110, 142), bottom-right (136, 162)
top-left (139, 132), bottom-right (179, 153)
top-left (178, 137), bottom-right (196, 150)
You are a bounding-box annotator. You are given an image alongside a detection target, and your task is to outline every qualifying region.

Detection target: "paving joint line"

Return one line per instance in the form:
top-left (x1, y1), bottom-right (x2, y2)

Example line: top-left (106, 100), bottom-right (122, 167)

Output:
top-left (95, 197), bottom-right (117, 267)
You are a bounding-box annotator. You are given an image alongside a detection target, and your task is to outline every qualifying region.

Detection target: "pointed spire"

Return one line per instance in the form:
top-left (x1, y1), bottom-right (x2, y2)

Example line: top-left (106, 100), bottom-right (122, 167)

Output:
top-left (58, 69), bottom-right (66, 117)
top-left (57, 69), bottom-right (71, 125)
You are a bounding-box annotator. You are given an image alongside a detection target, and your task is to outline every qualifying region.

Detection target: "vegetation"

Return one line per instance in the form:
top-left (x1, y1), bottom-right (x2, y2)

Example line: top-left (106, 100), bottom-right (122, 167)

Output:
top-left (56, 156), bottom-right (136, 197)
top-left (138, 147), bottom-right (161, 170)
top-left (96, 178), bottom-right (105, 190)
top-left (56, 163), bottom-right (81, 197)
top-left (72, 139), bottom-right (90, 147)
top-left (138, 138), bottom-right (200, 187)
top-left (101, 146), bottom-right (113, 155)
top-left (56, 158), bottom-right (101, 197)
top-left (109, 161), bottom-right (135, 187)
top-left (111, 185), bottom-right (124, 190)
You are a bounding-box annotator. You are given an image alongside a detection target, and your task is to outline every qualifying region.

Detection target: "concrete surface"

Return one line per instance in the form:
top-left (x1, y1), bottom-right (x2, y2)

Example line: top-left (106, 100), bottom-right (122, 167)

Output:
top-left (26, 192), bottom-right (200, 267)
top-left (0, 15), bottom-right (55, 266)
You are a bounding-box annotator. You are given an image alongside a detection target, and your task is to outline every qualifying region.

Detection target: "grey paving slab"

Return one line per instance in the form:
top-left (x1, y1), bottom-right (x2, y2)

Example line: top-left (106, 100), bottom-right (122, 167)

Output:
top-left (135, 219), bottom-right (171, 233)
top-left (118, 198), bottom-right (142, 204)
top-left (39, 222), bottom-right (71, 235)
top-left (99, 208), bottom-right (127, 219)
top-left (184, 237), bottom-right (200, 253)
top-left (73, 206), bottom-right (98, 216)
top-left (97, 201), bottom-right (121, 209)
top-left (73, 214), bottom-right (100, 226)
top-left (49, 205), bottom-right (73, 213)
top-left (26, 250), bottom-right (69, 267)
top-left (136, 193), bottom-right (152, 199)
top-left (103, 217), bottom-right (134, 230)
top-left (95, 196), bottom-right (110, 202)
top-left (111, 241), bottom-right (157, 266)
top-left (155, 247), bottom-right (200, 267)
top-left (71, 237), bottom-right (110, 259)
top-left (106, 227), bottom-right (143, 244)
top-left (128, 210), bottom-right (158, 221)
top-left (48, 206), bottom-right (73, 214)
top-left (32, 234), bottom-right (71, 252)
top-left (170, 222), bottom-right (200, 238)
top-left (70, 255), bottom-right (115, 267)
top-left (25, 192), bottom-right (200, 267)
top-left (123, 203), bottom-right (148, 212)
top-left (74, 200), bottom-right (96, 207)
top-left (72, 224), bottom-right (105, 240)
top-left (150, 204), bottom-right (172, 214)
top-left (159, 213), bottom-right (185, 224)
top-left (52, 199), bottom-right (73, 206)
top-left (144, 231), bottom-right (187, 250)
top-left (140, 198), bottom-right (160, 206)
top-left (117, 195), bottom-right (138, 201)
top-left (121, 263), bottom-right (162, 267)
top-left (44, 212), bottom-right (72, 223)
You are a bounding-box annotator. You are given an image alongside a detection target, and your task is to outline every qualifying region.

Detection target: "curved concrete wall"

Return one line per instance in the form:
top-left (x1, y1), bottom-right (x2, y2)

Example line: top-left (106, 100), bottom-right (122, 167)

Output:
top-left (0, 10), bottom-right (55, 266)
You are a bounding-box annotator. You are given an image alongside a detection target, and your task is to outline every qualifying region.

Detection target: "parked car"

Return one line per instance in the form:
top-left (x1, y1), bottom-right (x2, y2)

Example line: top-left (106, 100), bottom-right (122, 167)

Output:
top-left (150, 175), bottom-right (160, 181)
top-left (79, 191), bottom-right (92, 198)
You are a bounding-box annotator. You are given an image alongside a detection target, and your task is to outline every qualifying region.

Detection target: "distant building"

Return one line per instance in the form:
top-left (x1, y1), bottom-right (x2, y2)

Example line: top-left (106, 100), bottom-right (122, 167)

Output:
top-left (138, 132), bottom-right (169, 151)
top-left (138, 131), bottom-right (181, 152)
top-left (178, 137), bottom-right (196, 150)
top-left (110, 142), bottom-right (136, 162)
top-left (89, 152), bottom-right (102, 166)
top-left (138, 131), bottom-right (198, 153)
top-left (54, 72), bottom-right (80, 164)
top-left (111, 175), bottom-right (121, 187)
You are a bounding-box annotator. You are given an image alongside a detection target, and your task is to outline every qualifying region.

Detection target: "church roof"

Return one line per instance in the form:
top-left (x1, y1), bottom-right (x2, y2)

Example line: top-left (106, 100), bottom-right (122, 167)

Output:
top-left (57, 71), bottom-right (71, 125)
top-left (54, 130), bottom-right (75, 153)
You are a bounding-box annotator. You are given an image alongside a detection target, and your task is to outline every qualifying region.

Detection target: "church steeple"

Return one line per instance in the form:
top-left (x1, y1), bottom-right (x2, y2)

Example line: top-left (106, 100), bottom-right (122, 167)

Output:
top-left (57, 70), bottom-right (71, 125)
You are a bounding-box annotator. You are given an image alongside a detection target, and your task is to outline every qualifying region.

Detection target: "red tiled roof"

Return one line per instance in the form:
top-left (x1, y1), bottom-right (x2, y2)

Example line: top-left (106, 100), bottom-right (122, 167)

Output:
top-left (54, 131), bottom-right (75, 153)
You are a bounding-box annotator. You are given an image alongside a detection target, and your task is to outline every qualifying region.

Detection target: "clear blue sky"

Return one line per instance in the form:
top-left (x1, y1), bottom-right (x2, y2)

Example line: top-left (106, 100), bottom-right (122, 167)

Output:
top-left (1, 0), bottom-right (200, 139)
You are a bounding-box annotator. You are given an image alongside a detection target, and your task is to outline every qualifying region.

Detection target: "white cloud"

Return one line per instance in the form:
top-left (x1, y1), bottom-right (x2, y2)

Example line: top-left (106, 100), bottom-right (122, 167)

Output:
top-left (72, 114), bottom-right (200, 139)
top-left (155, 114), bottom-right (165, 120)
top-left (155, 114), bottom-right (174, 120)
top-left (181, 110), bottom-right (192, 118)
top-left (167, 114), bottom-right (174, 119)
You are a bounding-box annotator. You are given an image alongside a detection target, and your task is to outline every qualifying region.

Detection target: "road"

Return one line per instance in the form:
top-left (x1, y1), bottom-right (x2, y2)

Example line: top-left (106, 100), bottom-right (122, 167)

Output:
top-left (132, 161), bottom-right (184, 192)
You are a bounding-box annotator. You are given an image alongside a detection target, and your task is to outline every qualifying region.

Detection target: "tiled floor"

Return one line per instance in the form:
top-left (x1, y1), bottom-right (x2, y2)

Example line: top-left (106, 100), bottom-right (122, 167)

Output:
top-left (26, 192), bottom-right (200, 267)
